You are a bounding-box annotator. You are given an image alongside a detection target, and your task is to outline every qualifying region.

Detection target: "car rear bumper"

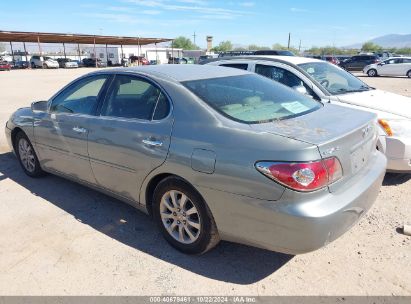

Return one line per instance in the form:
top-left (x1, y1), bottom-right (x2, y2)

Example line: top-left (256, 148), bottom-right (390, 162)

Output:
top-left (383, 136), bottom-right (411, 172)
top-left (199, 151), bottom-right (386, 254)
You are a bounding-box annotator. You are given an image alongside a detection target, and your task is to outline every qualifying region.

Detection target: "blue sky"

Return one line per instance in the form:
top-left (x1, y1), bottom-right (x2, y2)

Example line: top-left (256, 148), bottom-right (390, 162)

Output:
top-left (1, 0), bottom-right (410, 49)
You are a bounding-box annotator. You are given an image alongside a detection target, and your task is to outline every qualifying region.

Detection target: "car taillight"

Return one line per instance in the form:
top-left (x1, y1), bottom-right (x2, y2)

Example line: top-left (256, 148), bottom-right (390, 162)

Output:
top-left (255, 157), bottom-right (343, 192)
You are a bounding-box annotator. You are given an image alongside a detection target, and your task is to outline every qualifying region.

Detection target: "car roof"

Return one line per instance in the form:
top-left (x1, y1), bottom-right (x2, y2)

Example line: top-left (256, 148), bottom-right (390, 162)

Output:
top-left (93, 64), bottom-right (252, 82)
top-left (210, 55), bottom-right (321, 65)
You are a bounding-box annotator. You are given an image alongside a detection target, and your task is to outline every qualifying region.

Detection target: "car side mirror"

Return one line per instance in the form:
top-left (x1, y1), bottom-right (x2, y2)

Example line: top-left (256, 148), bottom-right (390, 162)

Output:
top-left (293, 85), bottom-right (309, 96)
top-left (31, 100), bottom-right (48, 112)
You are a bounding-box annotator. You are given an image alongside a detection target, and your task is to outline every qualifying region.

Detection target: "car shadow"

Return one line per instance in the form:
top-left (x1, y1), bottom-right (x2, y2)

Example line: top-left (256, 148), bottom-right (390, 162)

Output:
top-left (0, 152), bottom-right (293, 284)
top-left (383, 172), bottom-right (411, 186)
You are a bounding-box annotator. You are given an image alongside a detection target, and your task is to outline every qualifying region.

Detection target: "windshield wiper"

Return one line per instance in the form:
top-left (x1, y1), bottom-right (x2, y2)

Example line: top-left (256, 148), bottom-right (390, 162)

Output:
top-left (333, 85), bottom-right (373, 95)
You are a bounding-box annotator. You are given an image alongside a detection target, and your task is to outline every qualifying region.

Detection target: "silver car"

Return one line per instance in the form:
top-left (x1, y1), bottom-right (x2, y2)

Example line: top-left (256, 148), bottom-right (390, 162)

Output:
top-left (5, 65), bottom-right (386, 254)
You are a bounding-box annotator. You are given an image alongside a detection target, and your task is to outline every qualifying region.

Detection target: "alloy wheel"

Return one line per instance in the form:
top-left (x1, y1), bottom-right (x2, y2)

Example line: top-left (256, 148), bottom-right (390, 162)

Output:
top-left (18, 138), bottom-right (36, 173)
top-left (159, 190), bottom-right (201, 244)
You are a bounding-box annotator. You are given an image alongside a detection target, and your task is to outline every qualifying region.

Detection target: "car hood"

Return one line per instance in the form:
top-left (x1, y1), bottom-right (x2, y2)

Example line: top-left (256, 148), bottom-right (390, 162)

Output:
top-left (336, 89), bottom-right (411, 119)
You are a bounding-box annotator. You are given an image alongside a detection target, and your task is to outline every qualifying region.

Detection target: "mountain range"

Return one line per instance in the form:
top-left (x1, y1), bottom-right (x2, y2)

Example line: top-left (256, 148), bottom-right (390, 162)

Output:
top-left (345, 34), bottom-right (411, 49)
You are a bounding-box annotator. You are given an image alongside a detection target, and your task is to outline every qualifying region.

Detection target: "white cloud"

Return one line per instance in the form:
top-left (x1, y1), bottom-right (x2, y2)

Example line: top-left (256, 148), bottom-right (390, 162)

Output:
top-left (240, 2), bottom-right (255, 7)
top-left (142, 9), bottom-right (162, 15)
top-left (290, 7), bottom-right (308, 13)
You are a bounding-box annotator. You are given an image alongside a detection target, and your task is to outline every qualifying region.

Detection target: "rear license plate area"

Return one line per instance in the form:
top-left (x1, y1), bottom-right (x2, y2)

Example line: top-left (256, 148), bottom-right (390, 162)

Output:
top-left (351, 139), bottom-right (373, 174)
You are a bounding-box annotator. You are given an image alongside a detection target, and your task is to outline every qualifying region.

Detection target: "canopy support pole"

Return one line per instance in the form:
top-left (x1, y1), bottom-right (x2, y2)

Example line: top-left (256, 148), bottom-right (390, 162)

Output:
top-left (23, 42), bottom-right (28, 62)
top-left (105, 43), bottom-right (109, 66)
top-left (63, 42), bottom-right (67, 59)
top-left (9, 41), bottom-right (14, 63)
top-left (77, 43), bottom-right (81, 62)
top-left (120, 44), bottom-right (124, 66)
top-left (37, 35), bottom-right (43, 69)
top-left (93, 36), bottom-right (97, 68)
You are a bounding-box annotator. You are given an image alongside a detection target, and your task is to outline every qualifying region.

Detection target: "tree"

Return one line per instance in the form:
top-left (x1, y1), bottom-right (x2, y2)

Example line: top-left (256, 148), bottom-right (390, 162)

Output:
top-left (171, 36), bottom-right (198, 50)
top-left (248, 44), bottom-right (270, 51)
top-left (212, 41), bottom-right (233, 52)
top-left (361, 42), bottom-right (382, 53)
top-left (272, 43), bottom-right (300, 54)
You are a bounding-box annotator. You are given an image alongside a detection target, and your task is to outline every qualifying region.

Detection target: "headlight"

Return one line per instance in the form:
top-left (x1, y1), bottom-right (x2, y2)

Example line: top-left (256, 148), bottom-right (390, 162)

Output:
top-left (378, 119), bottom-right (411, 137)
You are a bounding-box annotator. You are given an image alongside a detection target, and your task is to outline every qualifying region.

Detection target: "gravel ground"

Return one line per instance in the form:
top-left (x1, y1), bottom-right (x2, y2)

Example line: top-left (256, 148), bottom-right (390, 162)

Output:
top-left (0, 68), bottom-right (410, 295)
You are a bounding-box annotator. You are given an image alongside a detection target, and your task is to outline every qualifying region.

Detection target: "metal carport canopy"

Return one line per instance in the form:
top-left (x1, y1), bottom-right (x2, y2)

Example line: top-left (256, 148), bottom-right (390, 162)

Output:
top-left (0, 30), bottom-right (172, 45)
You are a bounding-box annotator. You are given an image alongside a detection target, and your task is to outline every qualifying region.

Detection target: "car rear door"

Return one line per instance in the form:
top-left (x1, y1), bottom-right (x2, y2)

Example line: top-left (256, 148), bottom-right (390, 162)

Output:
top-left (34, 74), bottom-right (110, 184)
top-left (86, 74), bottom-right (173, 202)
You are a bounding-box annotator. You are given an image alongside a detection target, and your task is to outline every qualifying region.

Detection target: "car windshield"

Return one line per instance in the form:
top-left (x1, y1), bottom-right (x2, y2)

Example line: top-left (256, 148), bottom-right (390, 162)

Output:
top-left (183, 74), bottom-right (322, 124)
top-left (298, 62), bottom-right (372, 95)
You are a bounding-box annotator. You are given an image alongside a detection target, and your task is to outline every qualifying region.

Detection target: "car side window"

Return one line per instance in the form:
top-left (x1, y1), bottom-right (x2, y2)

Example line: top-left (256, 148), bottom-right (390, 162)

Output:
top-left (101, 75), bottom-right (167, 120)
top-left (403, 59), bottom-right (411, 63)
top-left (219, 63), bottom-right (249, 70)
top-left (50, 75), bottom-right (108, 115)
top-left (255, 64), bottom-right (320, 101)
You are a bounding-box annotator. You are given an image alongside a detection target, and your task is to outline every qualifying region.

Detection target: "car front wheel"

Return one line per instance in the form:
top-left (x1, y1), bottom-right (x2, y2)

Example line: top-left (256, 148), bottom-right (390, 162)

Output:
top-left (407, 70), bottom-right (411, 78)
top-left (367, 69), bottom-right (377, 77)
top-left (153, 177), bottom-right (220, 254)
top-left (15, 132), bottom-right (45, 177)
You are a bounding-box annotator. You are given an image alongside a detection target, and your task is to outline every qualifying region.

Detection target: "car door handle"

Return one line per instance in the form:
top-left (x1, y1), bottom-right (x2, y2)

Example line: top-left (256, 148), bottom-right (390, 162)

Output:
top-left (142, 139), bottom-right (163, 147)
top-left (72, 126), bottom-right (87, 134)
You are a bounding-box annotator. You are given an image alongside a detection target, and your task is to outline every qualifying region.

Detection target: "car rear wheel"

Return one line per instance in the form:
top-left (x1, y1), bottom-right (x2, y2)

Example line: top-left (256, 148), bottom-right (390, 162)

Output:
top-left (407, 70), bottom-right (411, 78)
top-left (31, 62), bottom-right (35, 69)
top-left (153, 177), bottom-right (220, 254)
top-left (15, 132), bottom-right (45, 178)
top-left (367, 69), bottom-right (377, 77)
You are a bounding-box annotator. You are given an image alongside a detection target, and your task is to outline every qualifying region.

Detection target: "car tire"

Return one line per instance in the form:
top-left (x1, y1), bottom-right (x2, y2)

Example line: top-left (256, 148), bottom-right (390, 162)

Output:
top-left (153, 177), bottom-right (220, 254)
top-left (31, 62), bottom-right (35, 69)
top-left (367, 69), bottom-right (378, 77)
top-left (15, 132), bottom-right (46, 178)
top-left (407, 70), bottom-right (411, 78)
top-left (43, 63), bottom-right (48, 69)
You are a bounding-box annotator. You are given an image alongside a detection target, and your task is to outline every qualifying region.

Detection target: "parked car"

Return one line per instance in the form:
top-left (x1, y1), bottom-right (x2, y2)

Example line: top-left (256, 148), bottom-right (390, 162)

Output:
top-left (324, 56), bottom-right (340, 65)
top-left (30, 56), bottom-right (59, 69)
top-left (339, 55), bottom-right (380, 71)
top-left (198, 54), bottom-right (219, 64)
top-left (82, 58), bottom-right (106, 67)
top-left (363, 57), bottom-right (411, 78)
top-left (129, 56), bottom-right (150, 66)
top-left (168, 57), bottom-right (187, 64)
top-left (5, 65), bottom-right (386, 254)
top-left (57, 58), bottom-right (79, 68)
top-left (0, 61), bottom-right (12, 71)
top-left (13, 61), bottom-right (30, 69)
top-left (205, 56), bottom-right (411, 172)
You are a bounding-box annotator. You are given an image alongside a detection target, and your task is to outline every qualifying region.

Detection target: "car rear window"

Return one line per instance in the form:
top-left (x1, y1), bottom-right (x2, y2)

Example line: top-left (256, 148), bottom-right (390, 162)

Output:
top-left (183, 74), bottom-right (321, 124)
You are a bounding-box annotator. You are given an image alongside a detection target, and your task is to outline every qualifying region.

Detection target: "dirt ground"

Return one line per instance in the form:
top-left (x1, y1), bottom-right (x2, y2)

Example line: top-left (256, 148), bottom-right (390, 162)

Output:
top-left (0, 68), bottom-right (410, 295)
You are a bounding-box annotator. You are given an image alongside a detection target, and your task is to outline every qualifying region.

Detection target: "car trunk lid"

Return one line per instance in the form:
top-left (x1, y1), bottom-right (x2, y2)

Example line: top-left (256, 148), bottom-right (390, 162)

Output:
top-left (250, 104), bottom-right (378, 192)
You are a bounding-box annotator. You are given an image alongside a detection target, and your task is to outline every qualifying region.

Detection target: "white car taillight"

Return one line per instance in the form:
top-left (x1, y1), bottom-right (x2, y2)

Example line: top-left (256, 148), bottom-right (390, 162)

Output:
top-left (255, 157), bottom-right (343, 192)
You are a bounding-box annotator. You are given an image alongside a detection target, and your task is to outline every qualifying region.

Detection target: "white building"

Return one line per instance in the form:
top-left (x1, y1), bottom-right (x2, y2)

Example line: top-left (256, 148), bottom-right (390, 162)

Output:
top-left (83, 45), bottom-right (183, 65)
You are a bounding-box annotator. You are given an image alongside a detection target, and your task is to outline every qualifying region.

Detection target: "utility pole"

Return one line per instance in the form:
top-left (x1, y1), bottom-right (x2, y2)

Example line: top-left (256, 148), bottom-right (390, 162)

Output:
top-left (287, 33), bottom-right (291, 50)
top-left (298, 39), bottom-right (301, 52)
top-left (192, 32), bottom-right (196, 47)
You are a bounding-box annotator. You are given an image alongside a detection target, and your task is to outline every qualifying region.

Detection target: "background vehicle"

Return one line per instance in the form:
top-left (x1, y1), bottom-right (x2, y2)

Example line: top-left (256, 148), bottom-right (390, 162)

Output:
top-left (339, 55), bottom-right (380, 71)
top-left (82, 58), bottom-right (106, 67)
top-left (57, 58), bottom-right (79, 68)
top-left (5, 65), bottom-right (386, 255)
top-left (168, 57), bottom-right (188, 64)
top-left (129, 55), bottom-right (150, 66)
top-left (13, 61), bottom-right (29, 69)
top-left (205, 56), bottom-right (411, 172)
top-left (324, 56), bottom-right (340, 65)
top-left (30, 56), bottom-right (59, 69)
top-left (198, 54), bottom-right (219, 63)
top-left (0, 61), bottom-right (12, 71)
top-left (363, 57), bottom-right (411, 77)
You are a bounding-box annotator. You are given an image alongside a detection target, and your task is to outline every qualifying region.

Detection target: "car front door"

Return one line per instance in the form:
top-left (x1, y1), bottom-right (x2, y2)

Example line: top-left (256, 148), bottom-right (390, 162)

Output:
top-left (86, 74), bottom-right (173, 202)
top-left (34, 74), bottom-right (110, 184)
top-left (378, 59), bottom-right (398, 75)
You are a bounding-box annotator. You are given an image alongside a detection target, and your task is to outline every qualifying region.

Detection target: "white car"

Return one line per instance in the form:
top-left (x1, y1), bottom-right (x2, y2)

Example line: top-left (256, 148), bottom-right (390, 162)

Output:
top-left (363, 57), bottom-right (411, 78)
top-left (206, 56), bottom-right (411, 172)
top-left (30, 56), bottom-right (59, 69)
